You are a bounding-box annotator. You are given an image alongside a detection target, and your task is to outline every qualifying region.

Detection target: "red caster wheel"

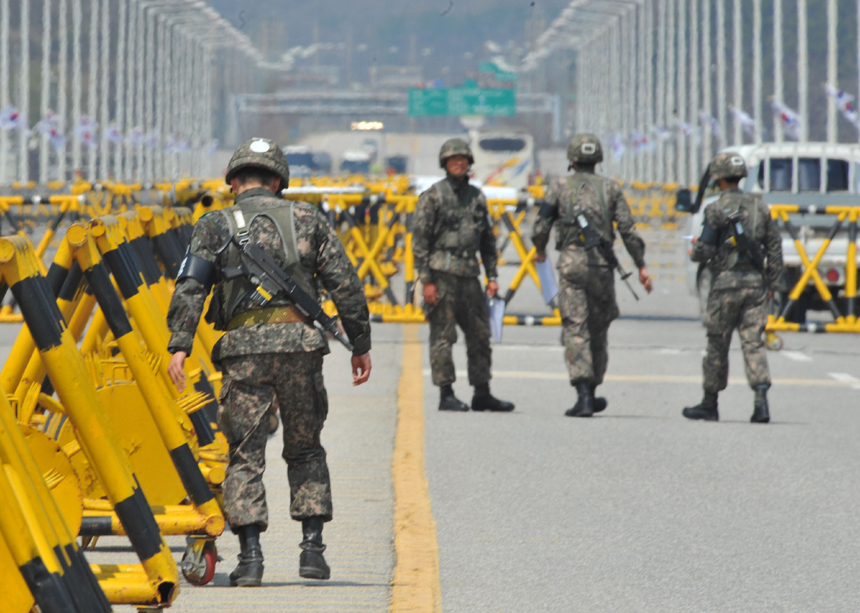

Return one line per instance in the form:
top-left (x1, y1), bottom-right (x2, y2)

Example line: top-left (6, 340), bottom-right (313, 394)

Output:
top-left (181, 538), bottom-right (218, 586)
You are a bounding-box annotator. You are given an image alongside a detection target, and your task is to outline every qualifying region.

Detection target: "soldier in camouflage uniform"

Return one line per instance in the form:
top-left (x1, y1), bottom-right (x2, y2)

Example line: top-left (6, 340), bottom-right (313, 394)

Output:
top-left (166, 138), bottom-right (372, 585)
top-left (412, 138), bottom-right (514, 412)
top-left (533, 134), bottom-right (652, 417)
top-left (683, 152), bottom-right (784, 424)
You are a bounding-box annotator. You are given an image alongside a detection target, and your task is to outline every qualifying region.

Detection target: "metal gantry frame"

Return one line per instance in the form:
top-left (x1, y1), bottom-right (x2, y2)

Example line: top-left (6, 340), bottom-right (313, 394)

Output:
top-left (521, 0), bottom-right (860, 185)
top-left (0, 0), bottom-right (266, 185)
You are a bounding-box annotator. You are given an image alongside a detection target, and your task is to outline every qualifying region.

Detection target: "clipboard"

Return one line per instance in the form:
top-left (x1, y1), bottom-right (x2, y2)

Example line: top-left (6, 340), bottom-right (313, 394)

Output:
top-left (535, 258), bottom-right (559, 305)
top-left (487, 297), bottom-right (505, 344)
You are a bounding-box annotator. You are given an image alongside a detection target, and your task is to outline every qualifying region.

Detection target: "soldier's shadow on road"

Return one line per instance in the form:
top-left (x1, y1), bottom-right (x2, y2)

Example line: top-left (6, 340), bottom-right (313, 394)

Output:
top-left (714, 419), bottom-right (807, 426)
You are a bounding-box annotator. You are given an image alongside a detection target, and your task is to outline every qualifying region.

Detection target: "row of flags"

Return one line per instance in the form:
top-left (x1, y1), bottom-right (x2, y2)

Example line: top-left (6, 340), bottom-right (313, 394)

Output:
top-left (600, 85), bottom-right (860, 162)
top-left (0, 106), bottom-right (216, 155)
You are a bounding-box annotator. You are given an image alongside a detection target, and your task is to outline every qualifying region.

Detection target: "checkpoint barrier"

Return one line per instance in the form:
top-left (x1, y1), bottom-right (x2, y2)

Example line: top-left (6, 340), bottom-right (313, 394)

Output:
top-left (0, 202), bottom-right (236, 609)
top-left (0, 235), bottom-right (180, 608)
top-left (767, 204), bottom-right (860, 337)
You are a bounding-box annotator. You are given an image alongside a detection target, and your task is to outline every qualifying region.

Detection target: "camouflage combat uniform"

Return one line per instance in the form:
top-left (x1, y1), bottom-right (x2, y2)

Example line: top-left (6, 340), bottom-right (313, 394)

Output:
top-left (691, 188), bottom-right (783, 394)
top-left (167, 187), bottom-right (370, 530)
top-left (412, 175), bottom-right (497, 388)
top-left (532, 171), bottom-right (646, 386)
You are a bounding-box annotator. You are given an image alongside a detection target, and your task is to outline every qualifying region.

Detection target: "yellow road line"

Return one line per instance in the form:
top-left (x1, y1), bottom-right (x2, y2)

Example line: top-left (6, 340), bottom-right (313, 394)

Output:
top-left (390, 324), bottom-right (442, 613)
top-left (423, 369), bottom-right (857, 387)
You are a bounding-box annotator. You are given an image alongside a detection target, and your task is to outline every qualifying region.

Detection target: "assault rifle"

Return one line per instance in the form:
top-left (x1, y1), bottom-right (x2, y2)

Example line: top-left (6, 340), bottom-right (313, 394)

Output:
top-left (726, 211), bottom-right (766, 273)
top-left (222, 237), bottom-right (354, 351)
top-left (564, 208), bottom-right (639, 300)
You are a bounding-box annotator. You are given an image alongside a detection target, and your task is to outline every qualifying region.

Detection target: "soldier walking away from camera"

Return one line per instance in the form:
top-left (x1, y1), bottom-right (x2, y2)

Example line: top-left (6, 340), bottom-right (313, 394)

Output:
top-left (683, 152), bottom-right (784, 423)
top-left (532, 134), bottom-right (652, 417)
top-left (412, 138), bottom-right (514, 413)
top-left (166, 138), bottom-right (372, 585)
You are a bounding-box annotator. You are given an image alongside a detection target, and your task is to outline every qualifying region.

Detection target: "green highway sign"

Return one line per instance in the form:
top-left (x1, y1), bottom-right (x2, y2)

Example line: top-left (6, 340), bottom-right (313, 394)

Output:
top-left (479, 61), bottom-right (517, 82)
top-left (408, 87), bottom-right (517, 117)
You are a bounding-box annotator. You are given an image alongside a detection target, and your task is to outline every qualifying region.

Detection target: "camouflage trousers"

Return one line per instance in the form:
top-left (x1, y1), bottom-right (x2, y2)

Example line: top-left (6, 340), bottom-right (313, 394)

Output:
top-left (558, 265), bottom-right (619, 386)
top-left (703, 286), bottom-right (771, 393)
top-left (427, 272), bottom-right (492, 387)
top-left (217, 350), bottom-right (332, 530)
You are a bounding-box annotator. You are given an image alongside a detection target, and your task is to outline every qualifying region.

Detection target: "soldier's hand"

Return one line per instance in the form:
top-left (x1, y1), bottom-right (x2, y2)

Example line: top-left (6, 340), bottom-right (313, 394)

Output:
top-left (168, 351), bottom-right (187, 392)
top-left (423, 283), bottom-right (438, 305)
top-left (534, 251), bottom-right (547, 263)
top-left (486, 280), bottom-right (499, 297)
top-left (352, 352), bottom-right (372, 386)
top-left (639, 267), bottom-right (653, 294)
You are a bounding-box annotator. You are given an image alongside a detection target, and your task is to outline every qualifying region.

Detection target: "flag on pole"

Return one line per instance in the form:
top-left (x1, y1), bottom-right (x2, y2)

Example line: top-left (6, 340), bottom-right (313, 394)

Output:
top-left (0, 106), bottom-right (22, 130)
top-left (729, 106), bottom-right (757, 136)
top-left (76, 117), bottom-right (98, 149)
top-left (104, 124), bottom-right (124, 144)
top-left (127, 127), bottom-right (145, 145)
top-left (698, 111), bottom-right (721, 136)
top-left (769, 99), bottom-right (801, 139)
top-left (823, 85), bottom-right (860, 129)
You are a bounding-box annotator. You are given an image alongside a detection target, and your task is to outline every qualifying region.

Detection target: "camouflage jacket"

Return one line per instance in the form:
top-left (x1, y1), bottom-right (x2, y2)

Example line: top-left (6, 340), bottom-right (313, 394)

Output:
top-left (532, 171), bottom-right (646, 272)
top-left (412, 175), bottom-right (498, 283)
top-left (167, 187), bottom-right (371, 360)
top-left (692, 188), bottom-right (785, 292)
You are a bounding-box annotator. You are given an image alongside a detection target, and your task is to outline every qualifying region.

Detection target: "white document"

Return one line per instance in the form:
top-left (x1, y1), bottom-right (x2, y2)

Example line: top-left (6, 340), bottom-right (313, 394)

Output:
top-left (487, 297), bottom-right (505, 344)
top-left (535, 258), bottom-right (559, 305)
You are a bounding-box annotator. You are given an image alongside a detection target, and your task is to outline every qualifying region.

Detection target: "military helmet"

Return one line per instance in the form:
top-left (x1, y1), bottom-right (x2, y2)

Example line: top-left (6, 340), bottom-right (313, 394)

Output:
top-left (438, 138), bottom-right (474, 168)
top-left (710, 151), bottom-right (748, 180)
top-left (225, 137), bottom-right (290, 187)
top-left (567, 133), bottom-right (603, 164)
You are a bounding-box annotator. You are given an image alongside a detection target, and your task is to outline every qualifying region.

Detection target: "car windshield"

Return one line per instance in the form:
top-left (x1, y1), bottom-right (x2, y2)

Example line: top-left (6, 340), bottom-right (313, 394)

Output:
top-left (758, 158), bottom-right (792, 191)
top-left (797, 158), bottom-right (821, 191)
top-left (479, 137), bottom-right (526, 152)
top-left (827, 159), bottom-right (849, 191)
top-left (286, 153), bottom-right (315, 167)
top-left (341, 160), bottom-right (370, 174)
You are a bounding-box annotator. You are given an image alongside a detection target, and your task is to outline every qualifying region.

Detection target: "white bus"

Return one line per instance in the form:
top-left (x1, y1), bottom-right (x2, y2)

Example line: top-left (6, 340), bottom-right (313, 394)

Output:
top-left (470, 129), bottom-right (535, 190)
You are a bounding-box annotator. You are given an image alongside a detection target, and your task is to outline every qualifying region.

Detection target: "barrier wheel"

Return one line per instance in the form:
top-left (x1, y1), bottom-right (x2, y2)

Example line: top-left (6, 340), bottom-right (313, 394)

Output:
top-left (765, 333), bottom-right (783, 352)
top-left (181, 540), bottom-right (218, 586)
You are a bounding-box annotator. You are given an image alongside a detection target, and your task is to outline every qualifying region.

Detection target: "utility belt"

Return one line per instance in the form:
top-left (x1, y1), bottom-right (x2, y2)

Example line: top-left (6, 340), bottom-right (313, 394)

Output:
top-left (432, 246), bottom-right (474, 260)
top-left (226, 305), bottom-right (310, 331)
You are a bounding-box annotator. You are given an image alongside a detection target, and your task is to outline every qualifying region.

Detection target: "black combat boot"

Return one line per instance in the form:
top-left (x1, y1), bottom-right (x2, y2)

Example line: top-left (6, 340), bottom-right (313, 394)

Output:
top-left (471, 384), bottom-right (515, 412)
top-left (682, 392), bottom-right (719, 421)
top-left (591, 385), bottom-right (607, 413)
top-left (751, 386), bottom-right (770, 424)
top-left (299, 517), bottom-right (330, 580)
top-left (229, 524), bottom-right (264, 587)
top-left (566, 382), bottom-right (594, 417)
top-left (438, 385), bottom-right (469, 412)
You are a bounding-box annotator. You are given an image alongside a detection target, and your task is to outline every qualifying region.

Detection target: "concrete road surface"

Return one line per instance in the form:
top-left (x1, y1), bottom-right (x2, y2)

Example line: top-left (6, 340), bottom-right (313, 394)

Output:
top-left (6, 225), bottom-right (859, 612)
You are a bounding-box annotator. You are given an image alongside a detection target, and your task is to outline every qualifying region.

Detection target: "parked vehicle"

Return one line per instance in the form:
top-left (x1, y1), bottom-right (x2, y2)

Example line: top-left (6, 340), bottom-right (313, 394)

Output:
top-left (677, 142), bottom-right (860, 323)
top-left (340, 151), bottom-right (372, 175)
top-left (284, 146), bottom-right (317, 178)
top-left (470, 128), bottom-right (535, 190)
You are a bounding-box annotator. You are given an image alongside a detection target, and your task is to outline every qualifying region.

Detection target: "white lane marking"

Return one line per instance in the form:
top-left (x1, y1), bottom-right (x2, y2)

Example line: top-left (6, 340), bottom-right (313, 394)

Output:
top-left (492, 344), bottom-right (563, 352)
top-left (657, 348), bottom-right (683, 355)
top-left (828, 372), bottom-right (860, 390)
top-left (782, 351), bottom-right (813, 362)
top-left (422, 369), bottom-right (857, 387)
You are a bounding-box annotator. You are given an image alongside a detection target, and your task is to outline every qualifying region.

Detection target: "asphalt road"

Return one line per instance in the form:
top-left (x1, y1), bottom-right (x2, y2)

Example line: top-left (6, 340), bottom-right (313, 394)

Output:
top-left (422, 225), bottom-right (860, 613)
top-left (4, 224), bottom-right (860, 612)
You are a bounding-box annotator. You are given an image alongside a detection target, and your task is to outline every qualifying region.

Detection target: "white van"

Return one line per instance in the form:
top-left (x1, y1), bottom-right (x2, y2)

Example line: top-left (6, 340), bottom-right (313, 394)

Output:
top-left (470, 129), bottom-right (535, 190)
top-left (677, 142), bottom-right (860, 323)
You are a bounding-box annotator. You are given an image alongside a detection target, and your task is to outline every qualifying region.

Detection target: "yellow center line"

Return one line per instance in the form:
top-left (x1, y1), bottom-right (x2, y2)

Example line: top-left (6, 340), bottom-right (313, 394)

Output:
top-left (390, 324), bottom-right (442, 613)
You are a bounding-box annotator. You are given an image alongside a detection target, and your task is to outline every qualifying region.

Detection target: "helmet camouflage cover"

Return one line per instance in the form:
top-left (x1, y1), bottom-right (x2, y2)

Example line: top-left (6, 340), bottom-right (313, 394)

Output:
top-left (567, 133), bottom-right (603, 164)
top-left (438, 138), bottom-right (474, 168)
top-left (225, 137), bottom-right (290, 187)
top-left (710, 151), bottom-right (748, 180)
